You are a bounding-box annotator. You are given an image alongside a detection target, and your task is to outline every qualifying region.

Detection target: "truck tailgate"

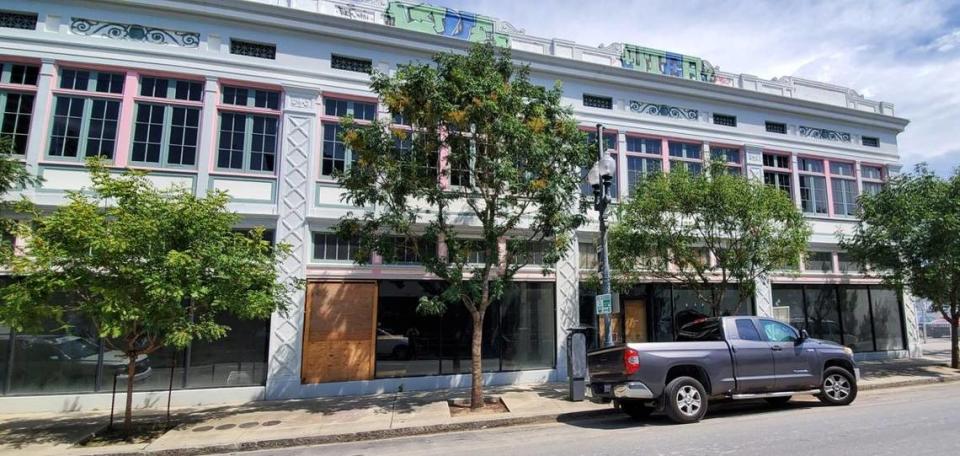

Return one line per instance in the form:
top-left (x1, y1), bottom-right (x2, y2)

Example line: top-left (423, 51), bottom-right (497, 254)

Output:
top-left (587, 345), bottom-right (628, 382)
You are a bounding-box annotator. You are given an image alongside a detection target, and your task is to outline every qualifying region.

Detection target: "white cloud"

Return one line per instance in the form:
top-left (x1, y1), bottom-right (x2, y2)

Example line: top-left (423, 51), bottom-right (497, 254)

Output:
top-left (432, 0), bottom-right (960, 175)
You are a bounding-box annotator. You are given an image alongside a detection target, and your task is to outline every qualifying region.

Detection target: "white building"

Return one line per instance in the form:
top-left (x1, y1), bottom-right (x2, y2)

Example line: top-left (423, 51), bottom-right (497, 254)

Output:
top-left (0, 0), bottom-right (916, 413)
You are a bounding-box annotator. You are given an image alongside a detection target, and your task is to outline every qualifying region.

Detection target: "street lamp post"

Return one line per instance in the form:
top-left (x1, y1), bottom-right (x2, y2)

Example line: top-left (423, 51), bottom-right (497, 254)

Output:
top-left (588, 123), bottom-right (616, 348)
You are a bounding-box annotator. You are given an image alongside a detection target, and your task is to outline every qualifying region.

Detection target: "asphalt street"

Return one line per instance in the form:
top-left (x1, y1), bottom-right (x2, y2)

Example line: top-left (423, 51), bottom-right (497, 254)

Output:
top-left (237, 382), bottom-right (960, 456)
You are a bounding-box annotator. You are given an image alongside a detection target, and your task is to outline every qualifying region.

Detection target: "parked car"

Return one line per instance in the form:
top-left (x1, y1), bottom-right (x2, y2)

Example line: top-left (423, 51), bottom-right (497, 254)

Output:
top-left (11, 335), bottom-right (152, 385)
top-left (925, 319), bottom-right (951, 338)
top-left (587, 316), bottom-right (858, 424)
top-left (376, 328), bottom-right (410, 359)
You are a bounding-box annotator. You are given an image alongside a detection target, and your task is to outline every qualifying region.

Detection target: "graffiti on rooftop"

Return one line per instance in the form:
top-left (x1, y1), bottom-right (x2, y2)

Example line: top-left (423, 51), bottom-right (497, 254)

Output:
top-left (386, 2), bottom-right (510, 46)
top-left (620, 44), bottom-right (717, 83)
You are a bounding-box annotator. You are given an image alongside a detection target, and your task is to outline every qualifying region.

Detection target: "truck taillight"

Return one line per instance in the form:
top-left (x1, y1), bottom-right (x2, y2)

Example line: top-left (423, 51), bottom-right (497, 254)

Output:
top-left (623, 348), bottom-right (640, 375)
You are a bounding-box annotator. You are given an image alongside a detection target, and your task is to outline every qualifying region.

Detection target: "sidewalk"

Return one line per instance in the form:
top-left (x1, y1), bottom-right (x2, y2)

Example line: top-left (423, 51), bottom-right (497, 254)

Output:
top-left (2, 355), bottom-right (958, 456)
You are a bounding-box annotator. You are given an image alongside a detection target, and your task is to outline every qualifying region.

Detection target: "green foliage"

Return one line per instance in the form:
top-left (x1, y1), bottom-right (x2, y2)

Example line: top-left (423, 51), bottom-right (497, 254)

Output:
top-left (0, 159), bottom-right (302, 355)
top-left (610, 161), bottom-right (810, 315)
top-left (335, 43), bottom-right (592, 316)
top-left (840, 165), bottom-right (960, 366)
top-left (0, 136), bottom-right (42, 235)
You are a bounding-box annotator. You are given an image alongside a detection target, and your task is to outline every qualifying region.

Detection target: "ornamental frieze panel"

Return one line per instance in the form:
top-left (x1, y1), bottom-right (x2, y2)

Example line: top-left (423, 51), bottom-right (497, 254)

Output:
top-left (799, 126), bottom-right (852, 143)
top-left (629, 100), bottom-right (699, 121)
top-left (70, 18), bottom-right (200, 48)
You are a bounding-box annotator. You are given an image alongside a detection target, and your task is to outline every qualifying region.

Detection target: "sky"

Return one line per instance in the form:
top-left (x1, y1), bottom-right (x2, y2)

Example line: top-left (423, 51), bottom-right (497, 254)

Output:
top-left (430, 0), bottom-right (960, 175)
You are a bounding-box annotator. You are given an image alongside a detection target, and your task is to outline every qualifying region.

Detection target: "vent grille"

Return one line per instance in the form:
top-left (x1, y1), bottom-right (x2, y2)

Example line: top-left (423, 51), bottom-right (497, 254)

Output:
top-left (583, 94), bottom-right (613, 110)
top-left (331, 55), bottom-right (372, 74)
top-left (0, 11), bottom-right (37, 30)
top-left (765, 121), bottom-right (787, 134)
top-left (713, 113), bottom-right (737, 127)
top-left (230, 39), bottom-right (276, 60)
top-left (861, 136), bottom-right (879, 147)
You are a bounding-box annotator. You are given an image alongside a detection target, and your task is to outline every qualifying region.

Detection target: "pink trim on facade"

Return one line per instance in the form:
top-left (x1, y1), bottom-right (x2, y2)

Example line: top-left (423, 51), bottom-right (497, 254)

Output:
top-left (823, 158), bottom-right (835, 217)
top-left (218, 78), bottom-right (283, 91)
top-left (660, 137), bottom-right (670, 172)
top-left (321, 92), bottom-right (379, 103)
top-left (113, 71), bottom-right (139, 168)
top-left (438, 126), bottom-right (450, 189)
top-left (0, 55), bottom-right (42, 65)
top-left (49, 88), bottom-right (124, 100)
top-left (0, 82), bottom-right (37, 93)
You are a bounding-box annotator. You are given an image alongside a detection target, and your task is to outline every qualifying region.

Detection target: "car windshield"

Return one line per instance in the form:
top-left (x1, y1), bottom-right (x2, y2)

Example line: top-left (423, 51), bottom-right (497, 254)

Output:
top-left (55, 338), bottom-right (99, 359)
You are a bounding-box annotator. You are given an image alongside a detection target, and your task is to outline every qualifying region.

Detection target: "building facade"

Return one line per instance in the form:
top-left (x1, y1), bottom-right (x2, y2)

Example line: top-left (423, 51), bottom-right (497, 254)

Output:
top-left (0, 0), bottom-right (916, 413)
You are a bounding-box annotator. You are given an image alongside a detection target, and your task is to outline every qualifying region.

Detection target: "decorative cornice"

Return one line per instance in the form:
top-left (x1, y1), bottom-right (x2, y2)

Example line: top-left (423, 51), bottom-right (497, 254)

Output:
top-left (70, 17), bottom-right (200, 48)
top-left (629, 100), bottom-right (699, 121)
top-left (799, 126), bottom-right (852, 143)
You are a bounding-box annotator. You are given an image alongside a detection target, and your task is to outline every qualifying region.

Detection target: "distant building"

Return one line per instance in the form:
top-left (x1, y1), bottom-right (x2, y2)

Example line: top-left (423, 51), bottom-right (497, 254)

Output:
top-left (0, 0), bottom-right (917, 413)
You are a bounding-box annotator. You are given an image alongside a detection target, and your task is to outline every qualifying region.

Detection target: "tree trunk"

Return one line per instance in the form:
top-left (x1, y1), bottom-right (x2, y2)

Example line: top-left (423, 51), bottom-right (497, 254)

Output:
top-left (124, 354), bottom-right (136, 435)
top-left (470, 311), bottom-right (484, 409)
top-left (951, 318), bottom-right (959, 370)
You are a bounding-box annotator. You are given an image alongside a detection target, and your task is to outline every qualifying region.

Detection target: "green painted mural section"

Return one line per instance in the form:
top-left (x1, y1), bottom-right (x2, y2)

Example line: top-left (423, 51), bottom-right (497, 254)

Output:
top-left (621, 44), bottom-right (716, 83)
top-left (386, 2), bottom-right (509, 47)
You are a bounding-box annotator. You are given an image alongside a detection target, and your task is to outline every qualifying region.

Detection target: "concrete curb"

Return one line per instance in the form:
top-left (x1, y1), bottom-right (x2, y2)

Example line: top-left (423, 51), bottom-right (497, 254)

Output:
top-left (858, 373), bottom-right (960, 391)
top-left (91, 409), bottom-right (618, 456)
top-left (83, 375), bottom-right (960, 456)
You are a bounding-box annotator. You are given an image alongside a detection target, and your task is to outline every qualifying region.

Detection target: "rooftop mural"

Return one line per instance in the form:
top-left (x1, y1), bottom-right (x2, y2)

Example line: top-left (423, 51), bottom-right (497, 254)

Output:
top-left (385, 2), bottom-right (510, 47)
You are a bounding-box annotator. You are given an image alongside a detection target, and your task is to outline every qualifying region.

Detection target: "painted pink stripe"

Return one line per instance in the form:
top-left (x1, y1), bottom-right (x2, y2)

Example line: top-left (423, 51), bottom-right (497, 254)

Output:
top-left (660, 137), bottom-right (671, 172)
top-left (113, 71), bottom-right (138, 168)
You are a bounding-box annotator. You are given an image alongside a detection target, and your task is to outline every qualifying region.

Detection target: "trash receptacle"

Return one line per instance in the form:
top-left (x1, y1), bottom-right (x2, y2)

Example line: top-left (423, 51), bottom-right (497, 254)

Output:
top-left (566, 326), bottom-right (591, 401)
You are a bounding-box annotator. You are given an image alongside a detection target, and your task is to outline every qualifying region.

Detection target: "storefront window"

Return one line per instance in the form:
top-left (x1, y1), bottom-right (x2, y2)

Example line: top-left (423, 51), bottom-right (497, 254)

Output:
top-left (188, 316), bottom-right (268, 388)
top-left (804, 285), bottom-right (843, 345)
top-left (8, 311), bottom-right (100, 395)
top-left (0, 324), bottom-right (10, 394)
top-left (650, 285), bottom-right (673, 342)
top-left (840, 287), bottom-right (875, 352)
top-left (376, 280), bottom-right (444, 378)
top-left (109, 346), bottom-right (183, 394)
top-left (870, 288), bottom-right (905, 351)
top-left (500, 283), bottom-right (555, 371)
top-left (771, 286), bottom-right (805, 330)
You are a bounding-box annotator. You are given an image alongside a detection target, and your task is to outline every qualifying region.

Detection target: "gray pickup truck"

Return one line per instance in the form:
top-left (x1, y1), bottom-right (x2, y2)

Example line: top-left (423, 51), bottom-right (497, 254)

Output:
top-left (587, 316), bottom-right (859, 424)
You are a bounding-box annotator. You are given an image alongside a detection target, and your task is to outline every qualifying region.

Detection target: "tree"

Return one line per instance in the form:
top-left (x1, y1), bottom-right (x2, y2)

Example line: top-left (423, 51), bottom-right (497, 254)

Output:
top-left (335, 43), bottom-right (592, 409)
top-left (0, 136), bottom-right (42, 235)
top-left (0, 160), bottom-right (302, 431)
top-left (610, 161), bottom-right (810, 317)
top-left (840, 165), bottom-right (960, 368)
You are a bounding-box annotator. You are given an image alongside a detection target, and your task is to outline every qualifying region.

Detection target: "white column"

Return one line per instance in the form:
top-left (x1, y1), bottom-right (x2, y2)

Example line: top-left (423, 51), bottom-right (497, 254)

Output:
top-left (790, 153), bottom-right (802, 210)
top-left (265, 88), bottom-right (319, 399)
top-left (195, 76), bottom-right (219, 196)
top-left (24, 58), bottom-right (56, 173)
top-left (616, 132), bottom-right (627, 198)
top-left (903, 291), bottom-right (923, 357)
top-left (554, 233), bottom-right (581, 380)
top-left (744, 145), bottom-right (773, 317)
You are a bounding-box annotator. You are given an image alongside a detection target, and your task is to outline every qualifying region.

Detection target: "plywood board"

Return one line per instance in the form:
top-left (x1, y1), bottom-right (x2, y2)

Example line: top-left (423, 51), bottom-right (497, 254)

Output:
top-left (624, 299), bottom-right (648, 343)
top-left (301, 281), bottom-right (377, 384)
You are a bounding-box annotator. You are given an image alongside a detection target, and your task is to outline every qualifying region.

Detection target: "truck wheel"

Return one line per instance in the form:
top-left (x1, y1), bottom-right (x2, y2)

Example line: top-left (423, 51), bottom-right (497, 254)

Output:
top-left (817, 367), bottom-right (857, 406)
top-left (618, 400), bottom-right (653, 420)
top-left (764, 396), bottom-right (791, 407)
top-left (663, 376), bottom-right (708, 424)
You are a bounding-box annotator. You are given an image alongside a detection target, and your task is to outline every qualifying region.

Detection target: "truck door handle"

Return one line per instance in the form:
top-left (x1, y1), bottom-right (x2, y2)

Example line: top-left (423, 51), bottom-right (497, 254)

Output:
top-left (771, 345), bottom-right (783, 351)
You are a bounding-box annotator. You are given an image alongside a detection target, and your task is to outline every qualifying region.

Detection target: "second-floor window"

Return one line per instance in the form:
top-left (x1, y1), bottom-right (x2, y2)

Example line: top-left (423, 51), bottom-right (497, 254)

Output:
top-left (320, 97), bottom-right (377, 178)
top-left (669, 141), bottom-right (702, 175)
top-left (0, 62), bottom-right (38, 154)
top-left (861, 165), bottom-right (885, 196)
top-left (798, 157), bottom-right (828, 215)
top-left (132, 77), bottom-right (202, 167)
top-left (48, 68), bottom-right (123, 160)
top-left (762, 153), bottom-right (792, 197)
top-left (217, 86), bottom-right (280, 173)
top-left (625, 136), bottom-right (661, 196)
top-left (830, 161), bottom-right (858, 217)
top-left (710, 146), bottom-right (742, 176)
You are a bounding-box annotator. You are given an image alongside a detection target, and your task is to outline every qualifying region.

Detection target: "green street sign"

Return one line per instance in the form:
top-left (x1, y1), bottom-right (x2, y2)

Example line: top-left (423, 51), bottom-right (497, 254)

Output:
top-left (595, 293), bottom-right (612, 315)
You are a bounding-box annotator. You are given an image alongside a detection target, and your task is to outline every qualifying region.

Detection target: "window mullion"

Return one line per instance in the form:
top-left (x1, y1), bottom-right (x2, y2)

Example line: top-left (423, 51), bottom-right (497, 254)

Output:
top-left (77, 98), bottom-right (93, 159)
top-left (160, 105), bottom-right (173, 167)
top-left (243, 114), bottom-right (254, 171)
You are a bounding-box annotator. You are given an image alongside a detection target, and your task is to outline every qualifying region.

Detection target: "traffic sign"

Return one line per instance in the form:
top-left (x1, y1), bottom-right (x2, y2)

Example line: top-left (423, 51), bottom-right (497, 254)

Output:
top-left (595, 293), bottom-right (612, 315)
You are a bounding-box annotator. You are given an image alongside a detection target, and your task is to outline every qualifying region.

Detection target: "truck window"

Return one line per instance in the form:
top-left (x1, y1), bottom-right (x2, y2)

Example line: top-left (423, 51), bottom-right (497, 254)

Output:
top-left (676, 319), bottom-right (723, 341)
top-left (759, 319), bottom-right (799, 343)
top-left (735, 319), bottom-right (762, 341)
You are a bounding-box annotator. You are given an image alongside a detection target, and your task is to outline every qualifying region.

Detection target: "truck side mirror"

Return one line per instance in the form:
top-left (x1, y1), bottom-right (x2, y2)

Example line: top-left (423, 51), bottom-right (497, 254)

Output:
top-left (797, 329), bottom-right (810, 344)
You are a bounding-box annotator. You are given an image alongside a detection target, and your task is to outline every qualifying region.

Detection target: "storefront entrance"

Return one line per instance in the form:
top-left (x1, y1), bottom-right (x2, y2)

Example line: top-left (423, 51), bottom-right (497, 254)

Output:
top-left (301, 281), bottom-right (378, 384)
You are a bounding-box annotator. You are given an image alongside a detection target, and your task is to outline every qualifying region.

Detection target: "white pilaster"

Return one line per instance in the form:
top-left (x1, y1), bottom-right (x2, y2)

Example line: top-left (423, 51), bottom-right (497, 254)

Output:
top-left (24, 58), bottom-right (56, 173)
top-left (790, 152), bottom-right (802, 209)
top-left (195, 76), bottom-right (219, 196)
top-left (554, 233), bottom-right (581, 380)
top-left (265, 88), bottom-right (319, 399)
